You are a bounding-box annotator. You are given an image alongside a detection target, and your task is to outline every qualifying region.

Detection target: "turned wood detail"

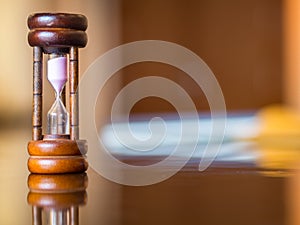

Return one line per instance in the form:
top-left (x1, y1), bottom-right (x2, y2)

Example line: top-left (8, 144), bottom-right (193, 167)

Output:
top-left (28, 156), bottom-right (88, 174)
top-left (69, 47), bottom-right (79, 140)
top-left (32, 47), bottom-right (43, 141)
top-left (27, 173), bottom-right (88, 192)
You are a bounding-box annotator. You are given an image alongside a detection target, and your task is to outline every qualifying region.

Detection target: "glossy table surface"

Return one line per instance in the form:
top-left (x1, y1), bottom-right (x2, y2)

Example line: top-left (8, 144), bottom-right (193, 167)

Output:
top-left (0, 127), bottom-right (298, 225)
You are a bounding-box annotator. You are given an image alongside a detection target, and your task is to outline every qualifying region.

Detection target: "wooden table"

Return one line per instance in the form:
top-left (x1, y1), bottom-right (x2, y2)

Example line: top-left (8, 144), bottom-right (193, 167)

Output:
top-left (0, 128), bottom-right (296, 225)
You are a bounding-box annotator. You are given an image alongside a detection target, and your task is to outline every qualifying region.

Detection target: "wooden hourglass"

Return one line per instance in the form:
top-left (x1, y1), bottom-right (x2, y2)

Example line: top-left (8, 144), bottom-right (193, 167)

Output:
top-left (27, 13), bottom-right (88, 173)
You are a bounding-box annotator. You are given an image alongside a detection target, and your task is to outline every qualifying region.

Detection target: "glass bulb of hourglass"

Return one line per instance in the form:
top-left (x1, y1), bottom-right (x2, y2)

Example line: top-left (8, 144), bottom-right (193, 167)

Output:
top-left (47, 92), bottom-right (69, 135)
top-left (47, 55), bottom-right (69, 135)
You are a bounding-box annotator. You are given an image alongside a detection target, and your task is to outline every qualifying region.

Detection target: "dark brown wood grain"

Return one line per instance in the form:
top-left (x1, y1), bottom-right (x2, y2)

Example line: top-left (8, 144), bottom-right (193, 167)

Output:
top-left (28, 13), bottom-right (87, 31)
top-left (28, 29), bottom-right (87, 48)
top-left (27, 13), bottom-right (88, 53)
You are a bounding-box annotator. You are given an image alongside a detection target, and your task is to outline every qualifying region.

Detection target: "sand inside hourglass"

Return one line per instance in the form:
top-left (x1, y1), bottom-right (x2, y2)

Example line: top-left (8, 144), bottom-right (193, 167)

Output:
top-left (47, 56), bottom-right (69, 135)
top-left (47, 56), bottom-right (68, 93)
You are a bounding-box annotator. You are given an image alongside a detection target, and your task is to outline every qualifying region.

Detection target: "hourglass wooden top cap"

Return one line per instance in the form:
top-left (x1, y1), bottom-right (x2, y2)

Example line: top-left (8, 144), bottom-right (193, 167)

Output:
top-left (27, 13), bottom-right (88, 48)
top-left (28, 13), bottom-right (87, 31)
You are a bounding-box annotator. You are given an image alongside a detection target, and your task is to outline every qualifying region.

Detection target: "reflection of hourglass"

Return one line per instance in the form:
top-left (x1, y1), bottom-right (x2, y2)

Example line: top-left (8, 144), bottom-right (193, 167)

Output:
top-left (27, 13), bottom-right (88, 173)
top-left (27, 173), bottom-right (88, 225)
top-left (47, 54), bottom-right (69, 135)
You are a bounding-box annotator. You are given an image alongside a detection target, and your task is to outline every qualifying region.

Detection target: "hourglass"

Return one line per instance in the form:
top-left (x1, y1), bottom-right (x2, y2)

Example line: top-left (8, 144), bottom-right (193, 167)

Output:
top-left (27, 13), bottom-right (88, 173)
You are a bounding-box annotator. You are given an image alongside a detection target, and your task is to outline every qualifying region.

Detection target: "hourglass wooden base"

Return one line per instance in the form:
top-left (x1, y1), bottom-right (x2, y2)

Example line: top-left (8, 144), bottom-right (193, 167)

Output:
top-left (27, 135), bottom-right (88, 174)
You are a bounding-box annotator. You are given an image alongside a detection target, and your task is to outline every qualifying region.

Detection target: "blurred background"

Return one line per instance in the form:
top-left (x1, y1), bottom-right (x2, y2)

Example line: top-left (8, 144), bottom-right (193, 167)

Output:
top-left (0, 1), bottom-right (300, 224)
top-left (0, 0), bottom-right (298, 127)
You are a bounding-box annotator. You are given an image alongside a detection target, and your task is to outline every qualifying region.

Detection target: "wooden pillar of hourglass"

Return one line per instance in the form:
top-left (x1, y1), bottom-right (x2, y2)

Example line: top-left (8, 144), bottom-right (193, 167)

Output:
top-left (27, 13), bottom-right (88, 174)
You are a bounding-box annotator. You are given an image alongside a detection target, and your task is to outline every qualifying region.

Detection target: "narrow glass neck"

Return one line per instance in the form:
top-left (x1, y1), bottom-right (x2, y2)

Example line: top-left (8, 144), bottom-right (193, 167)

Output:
top-left (54, 89), bottom-right (63, 99)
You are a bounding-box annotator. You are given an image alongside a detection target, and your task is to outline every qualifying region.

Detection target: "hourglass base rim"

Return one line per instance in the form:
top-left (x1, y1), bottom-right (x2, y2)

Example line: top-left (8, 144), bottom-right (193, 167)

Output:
top-left (27, 173), bottom-right (88, 192)
top-left (28, 156), bottom-right (88, 174)
top-left (28, 139), bottom-right (87, 156)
